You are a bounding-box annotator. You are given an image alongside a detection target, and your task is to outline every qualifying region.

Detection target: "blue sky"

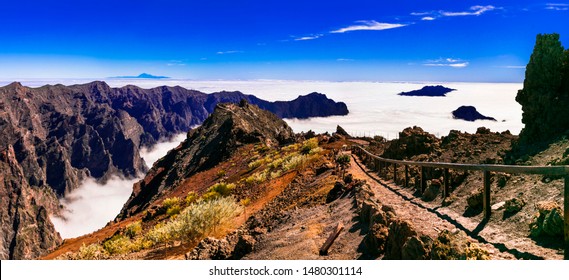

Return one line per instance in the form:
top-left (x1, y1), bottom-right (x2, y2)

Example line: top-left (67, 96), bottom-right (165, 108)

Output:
top-left (0, 0), bottom-right (568, 82)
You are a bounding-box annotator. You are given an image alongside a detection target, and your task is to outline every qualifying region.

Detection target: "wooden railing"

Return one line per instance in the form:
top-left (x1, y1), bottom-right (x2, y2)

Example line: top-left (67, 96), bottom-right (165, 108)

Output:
top-left (351, 145), bottom-right (569, 260)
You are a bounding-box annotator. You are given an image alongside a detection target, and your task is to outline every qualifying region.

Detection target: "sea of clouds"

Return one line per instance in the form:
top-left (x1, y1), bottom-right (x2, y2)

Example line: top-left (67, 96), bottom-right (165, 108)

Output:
top-left (101, 79), bottom-right (523, 139)
top-left (30, 79), bottom-right (523, 238)
top-left (51, 134), bottom-right (186, 239)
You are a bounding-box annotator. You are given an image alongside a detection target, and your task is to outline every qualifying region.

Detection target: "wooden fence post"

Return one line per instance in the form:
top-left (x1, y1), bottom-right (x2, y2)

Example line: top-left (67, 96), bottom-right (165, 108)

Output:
top-left (564, 176), bottom-right (569, 260)
top-left (393, 163), bottom-right (397, 183)
top-left (420, 166), bottom-right (425, 193)
top-left (483, 170), bottom-right (491, 220)
top-left (443, 168), bottom-right (449, 199)
top-left (404, 165), bottom-right (409, 188)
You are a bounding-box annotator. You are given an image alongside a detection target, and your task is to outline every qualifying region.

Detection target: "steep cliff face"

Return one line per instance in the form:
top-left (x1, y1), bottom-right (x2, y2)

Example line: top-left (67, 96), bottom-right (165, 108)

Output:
top-left (0, 82), bottom-right (147, 196)
top-left (0, 81), bottom-right (347, 259)
top-left (0, 146), bottom-right (62, 260)
top-left (119, 101), bottom-right (295, 218)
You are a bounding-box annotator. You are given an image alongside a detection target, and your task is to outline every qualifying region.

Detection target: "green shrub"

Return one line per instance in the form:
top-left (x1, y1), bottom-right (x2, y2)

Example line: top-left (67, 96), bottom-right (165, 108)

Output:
top-left (125, 221), bottom-right (142, 239)
top-left (144, 197), bottom-right (242, 245)
top-left (166, 204), bottom-right (182, 216)
top-left (253, 171), bottom-right (268, 183)
top-left (270, 170), bottom-right (282, 179)
top-left (185, 191), bottom-right (197, 205)
top-left (335, 154), bottom-right (351, 166)
top-left (144, 222), bottom-right (171, 246)
top-left (217, 170), bottom-right (226, 178)
top-left (282, 143), bottom-right (300, 152)
top-left (282, 154), bottom-right (308, 171)
top-left (308, 147), bottom-right (323, 155)
top-left (245, 175), bottom-right (256, 186)
top-left (209, 182), bottom-right (235, 196)
top-left (103, 235), bottom-right (133, 255)
top-left (76, 243), bottom-right (108, 260)
top-left (162, 197), bottom-right (181, 209)
top-left (268, 157), bottom-right (284, 170)
top-left (300, 138), bottom-right (319, 154)
top-left (248, 159), bottom-right (263, 170)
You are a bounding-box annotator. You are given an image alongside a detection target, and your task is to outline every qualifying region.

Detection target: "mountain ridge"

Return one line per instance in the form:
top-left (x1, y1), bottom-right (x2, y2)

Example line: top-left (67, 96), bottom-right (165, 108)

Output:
top-left (0, 81), bottom-right (348, 259)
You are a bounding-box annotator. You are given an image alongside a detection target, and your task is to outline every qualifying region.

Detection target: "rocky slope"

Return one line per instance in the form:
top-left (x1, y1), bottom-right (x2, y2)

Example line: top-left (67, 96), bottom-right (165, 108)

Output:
top-left (361, 126), bottom-right (565, 259)
top-left (0, 81), bottom-right (346, 259)
top-left (118, 100), bottom-right (296, 218)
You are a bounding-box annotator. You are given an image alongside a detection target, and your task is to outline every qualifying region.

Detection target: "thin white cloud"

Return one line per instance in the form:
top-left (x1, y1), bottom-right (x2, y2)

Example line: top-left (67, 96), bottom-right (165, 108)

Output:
top-left (411, 12), bottom-right (430, 16)
top-left (294, 34), bottom-right (323, 41)
top-left (422, 16), bottom-right (436, 21)
top-left (424, 62), bottom-right (469, 68)
top-left (330, 20), bottom-right (408, 33)
top-left (423, 58), bottom-right (469, 68)
top-left (216, 50), bottom-right (243, 55)
top-left (497, 65), bottom-right (526, 69)
top-left (167, 60), bottom-right (186, 66)
top-left (337, 58), bottom-right (354, 61)
top-left (545, 3), bottom-right (569, 10)
top-left (441, 5), bottom-right (497, 16)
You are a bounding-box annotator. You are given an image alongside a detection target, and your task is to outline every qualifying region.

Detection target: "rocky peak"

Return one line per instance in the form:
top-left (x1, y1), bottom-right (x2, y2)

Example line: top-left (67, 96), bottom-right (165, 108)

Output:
top-left (382, 126), bottom-right (441, 160)
top-left (119, 102), bottom-right (295, 217)
top-left (5, 82), bottom-right (24, 90)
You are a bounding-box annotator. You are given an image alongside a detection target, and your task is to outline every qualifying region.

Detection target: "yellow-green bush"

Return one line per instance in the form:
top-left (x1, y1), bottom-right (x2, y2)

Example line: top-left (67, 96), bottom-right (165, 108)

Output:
top-left (166, 204), bottom-right (182, 216)
top-left (301, 138), bottom-right (319, 154)
top-left (282, 154), bottom-right (308, 171)
top-left (144, 197), bottom-right (242, 245)
top-left (125, 221), bottom-right (142, 239)
top-left (185, 191), bottom-right (197, 205)
top-left (270, 170), bottom-right (282, 179)
top-left (144, 222), bottom-right (171, 246)
top-left (74, 243), bottom-right (108, 260)
top-left (203, 182), bottom-right (235, 201)
top-left (268, 157), bottom-right (284, 170)
top-left (103, 235), bottom-right (134, 255)
top-left (282, 143), bottom-right (300, 152)
top-left (248, 159), bottom-right (263, 170)
top-left (308, 147), bottom-right (323, 155)
top-left (245, 175), bottom-right (256, 186)
top-left (162, 197), bottom-right (181, 209)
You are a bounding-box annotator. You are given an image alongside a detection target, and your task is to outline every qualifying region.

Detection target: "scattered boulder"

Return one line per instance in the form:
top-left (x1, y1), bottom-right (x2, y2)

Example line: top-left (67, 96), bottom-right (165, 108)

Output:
top-left (185, 231), bottom-right (256, 260)
top-left (431, 230), bottom-right (490, 260)
top-left (422, 179), bottom-right (441, 201)
top-left (401, 236), bottom-right (432, 260)
top-left (504, 198), bottom-right (526, 214)
top-left (467, 188), bottom-right (484, 209)
top-left (381, 126), bottom-right (441, 160)
top-left (529, 201), bottom-right (564, 238)
top-left (186, 237), bottom-right (233, 260)
top-left (362, 223), bottom-right (389, 256)
top-left (335, 125), bottom-right (351, 137)
top-left (383, 219), bottom-right (419, 259)
top-left (233, 235), bottom-right (256, 259)
top-left (326, 181), bottom-right (347, 203)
